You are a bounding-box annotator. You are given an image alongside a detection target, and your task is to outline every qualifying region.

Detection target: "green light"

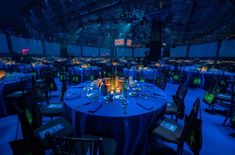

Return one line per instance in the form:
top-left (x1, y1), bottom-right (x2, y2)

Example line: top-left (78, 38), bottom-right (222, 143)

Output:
top-left (173, 75), bottom-right (179, 81)
top-left (140, 78), bottom-right (145, 82)
top-left (90, 75), bottom-right (94, 80)
top-left (25, 110), bottom-right (33, 125)
top-left (193, 78), bottom-right (201, 85)
top-left (204, 92), bottom-right (215, 104)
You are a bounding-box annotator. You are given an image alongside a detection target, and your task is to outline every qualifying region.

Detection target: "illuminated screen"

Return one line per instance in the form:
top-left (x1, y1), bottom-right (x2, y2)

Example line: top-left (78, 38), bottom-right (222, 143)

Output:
top-left (173, 75), bottom-right (179, 81)
top-left (11, 36), bottom-right (43, 54)
top-left (189, 43), bottom-right (216, 57)
top-left (203, 92), bottom-right (215, 104)
top-left (219, 39), bottom-right (235, 57)
top-left (45, 42), bottom-right (60, 56)
top-left (193, 78), bottom-right (201, 85)
top-left (83, 47), bottom-right (98, 57)
top-left (170, 46), bottom-right (187, 57)
top-left (115, 39), bottom-right (125, 46)
top-left (100, 48), bottom-right (110, 56)
top-left (67, 45), bottom-right (81, 56)
top-left (117, 47), bottom-right (132, 57)
top-left (133, 48), bottom-right (149, 57)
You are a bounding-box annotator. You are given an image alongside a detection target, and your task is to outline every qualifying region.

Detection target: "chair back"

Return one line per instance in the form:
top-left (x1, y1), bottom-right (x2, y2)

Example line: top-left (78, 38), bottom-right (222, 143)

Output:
top-left (14, 103), bottom-right (33, 143)
top-left (175, 84), bottom-right (183, 98)
top-left (20, 76), bottom-right (32, 94)
top-left (43, 69), bottom-right (57, 91)
top-left (171, 66), bottom-right (184, 82)
top-left (14, 102), bottom-right (46, 154)
top-left (71, 74), bottom-right (81, 83)
top-left (60, 79), bottom-right (68, 101)
top-left (181, 98), bottom-right (200, 141)
top-left (83, 68), bottom-right (91, 82)
top-left (172, 95), bottom-right (185, 119)
top-left (14, 101), bottom-right (42, 139)
top-left (174, 84), bottom-right (188, 109)
top-left (60, 72), bottom-right (70, 82)
top-left (31, 84), bottom-right (49, 103)
top-left (177, 85), bottom-right (188, 101)
top-left (46, 134), bottom-right (104, 155)
top-left (188, 70), bottom-right (199, 84)
top-left (155, 74), bottom-right (167, 90)
top-left (162, 67), bottom-right (170, 79)
top-left (189, 98), bottom-right (200, 119)
top-left (185, 98), bottom-right (202, 154)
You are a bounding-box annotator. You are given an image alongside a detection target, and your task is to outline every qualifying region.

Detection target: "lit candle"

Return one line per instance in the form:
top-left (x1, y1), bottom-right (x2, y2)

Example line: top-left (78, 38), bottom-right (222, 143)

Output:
top-left (0, 70), bottom-right (5, 79)
top-left (115, 76), bottom-right (119, 87)
top-left (110, 75), bottom-right (115, 91)
top-left (116, 87), bottom-right (121, 94)
top-left (106, 83), bottom-right (111, 92)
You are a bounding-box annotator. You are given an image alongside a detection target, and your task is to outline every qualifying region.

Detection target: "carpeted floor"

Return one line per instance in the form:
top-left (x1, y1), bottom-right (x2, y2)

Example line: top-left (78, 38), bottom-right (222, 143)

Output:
top-left (0, 79), bottom-right (235, 155)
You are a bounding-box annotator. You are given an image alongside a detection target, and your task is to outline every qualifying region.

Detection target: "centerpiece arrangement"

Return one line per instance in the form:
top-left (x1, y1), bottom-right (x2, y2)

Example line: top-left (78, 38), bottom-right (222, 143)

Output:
top-left (0, 70), bottom-right (6, 80)
top-left (200, 66), bottom-right (208, 72)
top-left (81, 63), bottom-right (90, 68)
top-left (94, 75), bottom-right (138, 97)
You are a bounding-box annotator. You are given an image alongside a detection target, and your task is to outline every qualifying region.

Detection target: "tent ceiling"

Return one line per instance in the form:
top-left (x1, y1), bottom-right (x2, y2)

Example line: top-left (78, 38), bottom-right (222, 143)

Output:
top-left (0, 0), bottom-right (235, 46)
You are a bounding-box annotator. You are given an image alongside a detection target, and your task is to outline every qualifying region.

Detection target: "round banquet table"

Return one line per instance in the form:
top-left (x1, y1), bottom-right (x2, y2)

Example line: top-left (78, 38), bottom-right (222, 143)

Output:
top-left (170, 66), bottom-right (235, 88)
top-left (63, 81), bottom-right (166, 155)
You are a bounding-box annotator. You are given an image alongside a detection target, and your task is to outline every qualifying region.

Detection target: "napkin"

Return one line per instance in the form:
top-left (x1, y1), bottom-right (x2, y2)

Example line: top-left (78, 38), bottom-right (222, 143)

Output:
top-left (136, 102), bottom-right (153, 111)
top-left (88, 103), bottom-right (103, 113)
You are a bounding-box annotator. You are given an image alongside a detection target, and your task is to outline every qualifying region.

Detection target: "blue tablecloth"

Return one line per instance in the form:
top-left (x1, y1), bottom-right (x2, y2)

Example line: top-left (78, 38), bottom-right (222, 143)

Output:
top-left (0, 63), bottom-right (53, 78)
top-left (170, 66), bottom-right (235, 87)
top-left (68, 66), bottom-right (101, 82)
top-left (63, 82), bottom-right (166, 155)
top-left (123, 68), bottom-right (159, 80)
top-left (19, 64), bottom-right (54, 76)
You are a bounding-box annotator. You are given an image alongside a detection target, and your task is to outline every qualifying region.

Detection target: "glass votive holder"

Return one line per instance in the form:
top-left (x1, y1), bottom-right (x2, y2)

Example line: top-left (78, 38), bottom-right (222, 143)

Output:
top-left (140, 78), bottom-right (145, 83)
top-left (115, 87), bottom-right (121, 94)
top-left (110, 90), bottom-right (114, 95)
top-left (90, 75), bottom-right (94, 81)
